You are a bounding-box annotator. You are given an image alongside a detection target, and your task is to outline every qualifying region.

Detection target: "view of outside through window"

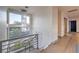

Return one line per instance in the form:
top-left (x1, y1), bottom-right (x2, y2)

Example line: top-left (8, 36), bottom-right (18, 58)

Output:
top-left (9, 13), bottom-right (22, 25)
top-left (8, 12), bottom-right (31, 39)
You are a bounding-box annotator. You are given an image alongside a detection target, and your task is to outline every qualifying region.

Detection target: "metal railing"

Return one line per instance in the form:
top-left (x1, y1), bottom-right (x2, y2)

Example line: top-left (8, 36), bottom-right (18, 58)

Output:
top-left (0, 34), bottom-right (38, 53)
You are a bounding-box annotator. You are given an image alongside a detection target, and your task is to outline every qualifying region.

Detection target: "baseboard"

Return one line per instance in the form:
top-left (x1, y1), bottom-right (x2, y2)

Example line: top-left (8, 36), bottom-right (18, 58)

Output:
top-left (40, 39), bottom-right (58, 52)
top-left (58, 36), bottom-right (63, 39)
top-left (58, 35), bottom-right (66, 38)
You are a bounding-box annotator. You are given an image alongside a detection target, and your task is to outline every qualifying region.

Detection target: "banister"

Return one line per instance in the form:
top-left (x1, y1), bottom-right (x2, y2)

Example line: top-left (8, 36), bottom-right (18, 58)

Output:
top-left (0, 34), bottom-right (39, 53)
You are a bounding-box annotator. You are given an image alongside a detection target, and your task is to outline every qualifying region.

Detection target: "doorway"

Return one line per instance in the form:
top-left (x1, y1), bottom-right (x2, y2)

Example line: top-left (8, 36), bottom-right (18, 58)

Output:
top-left (69, 21), bottom-right (76, 32)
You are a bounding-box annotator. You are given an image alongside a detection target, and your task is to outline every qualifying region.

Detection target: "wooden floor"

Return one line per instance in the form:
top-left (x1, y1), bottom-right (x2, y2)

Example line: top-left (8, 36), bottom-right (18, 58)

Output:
top-left (41, 33), bottom-right (79, 53)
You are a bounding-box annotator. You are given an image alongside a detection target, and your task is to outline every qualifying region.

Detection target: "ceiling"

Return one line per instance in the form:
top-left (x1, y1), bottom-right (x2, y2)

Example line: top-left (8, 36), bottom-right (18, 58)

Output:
top-left (61, 6), bottom-right (79, 18)
top-left (1, 6), bottom-right (79, 18)
top-left (9, 6), bottom-right (79, 18)
top-left (1, 6), bottom-right (38, 14)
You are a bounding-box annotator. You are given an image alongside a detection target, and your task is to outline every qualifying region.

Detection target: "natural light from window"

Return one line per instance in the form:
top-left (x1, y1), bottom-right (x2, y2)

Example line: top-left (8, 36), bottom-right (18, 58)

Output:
top-left (9, 13), bottom-right (21, 24)
top-left (27, 16), bottom-right (30, 25)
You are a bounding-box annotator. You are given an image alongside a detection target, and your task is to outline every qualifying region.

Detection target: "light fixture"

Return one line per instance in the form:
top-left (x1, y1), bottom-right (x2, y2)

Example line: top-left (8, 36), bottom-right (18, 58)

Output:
top-left (68, 9), bottom-right (78, 12)
top-left (21, 9), bottom-right (27, 12)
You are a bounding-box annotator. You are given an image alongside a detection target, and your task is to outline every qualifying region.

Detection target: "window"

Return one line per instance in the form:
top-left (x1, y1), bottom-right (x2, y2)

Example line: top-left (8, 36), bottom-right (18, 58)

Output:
top-left (9, 13), bottom-right (21, 25)
top-left (22, 15), bottom-right (30, 25)
top-left (8, 12), bottom-right (31, 39)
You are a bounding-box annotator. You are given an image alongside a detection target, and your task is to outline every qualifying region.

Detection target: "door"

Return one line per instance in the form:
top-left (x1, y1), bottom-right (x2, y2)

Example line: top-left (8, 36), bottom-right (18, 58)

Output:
top-left (69, 21), bottom-right (76, 32)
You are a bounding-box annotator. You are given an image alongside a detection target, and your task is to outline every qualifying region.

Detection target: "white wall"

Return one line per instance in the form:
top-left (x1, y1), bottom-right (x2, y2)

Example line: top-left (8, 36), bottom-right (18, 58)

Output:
top-left (67, 18), bottom-right (69, 32)
top-left (0, 7), bottom-right (7, 41)
top-left (30, 7), bottom-right (58, 49)
top-left (60, 11), bottom-right (65, 36)
top-left (77, 18), bottom-right (79, 32)
top-left (75, 17), bottom-right (79, 32)
top-left (58, 8), bottom-right (65, 37)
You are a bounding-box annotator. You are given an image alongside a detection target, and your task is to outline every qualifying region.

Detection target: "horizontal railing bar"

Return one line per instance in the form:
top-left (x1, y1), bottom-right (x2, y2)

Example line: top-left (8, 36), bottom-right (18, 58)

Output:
top-left (2, 40), bottom-right (37, 47)
top-left (7, 45), bottom-right (33, 53)
top-left (2, 43), bottom-right (34, 50)
top-left (2, 43), bottom-right (37, 49)
top-left (2, 45), bottom-right (33, 52)
top-left (1, 34), bottom-right (38, 42)
top-left (2, 39), bottom-right (37, 47)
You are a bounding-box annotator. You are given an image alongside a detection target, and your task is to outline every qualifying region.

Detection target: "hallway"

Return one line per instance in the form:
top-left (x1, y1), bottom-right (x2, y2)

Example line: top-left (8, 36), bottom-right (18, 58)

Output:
top-left (41, 33), bottom-right (78, 53)
top-left (1, 6), bottom-right (79, 53)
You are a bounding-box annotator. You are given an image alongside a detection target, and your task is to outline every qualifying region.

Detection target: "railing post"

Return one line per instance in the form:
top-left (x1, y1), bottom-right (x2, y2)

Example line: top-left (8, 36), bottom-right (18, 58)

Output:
top-left (29, 41), bottom-right (30, 52)
top-left (0, 41), bottom-right (2, 53)
top-left (36, 34), bottom-right (39, 49)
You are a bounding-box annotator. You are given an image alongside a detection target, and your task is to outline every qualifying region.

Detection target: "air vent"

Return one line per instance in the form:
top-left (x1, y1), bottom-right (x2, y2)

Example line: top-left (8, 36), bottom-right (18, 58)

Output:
top-left (68, 9), bottom-right (78, 12)
top-left (25, 6), bottom-right (28, 8)
top-left (21, 9), bottom-right (27, 12)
